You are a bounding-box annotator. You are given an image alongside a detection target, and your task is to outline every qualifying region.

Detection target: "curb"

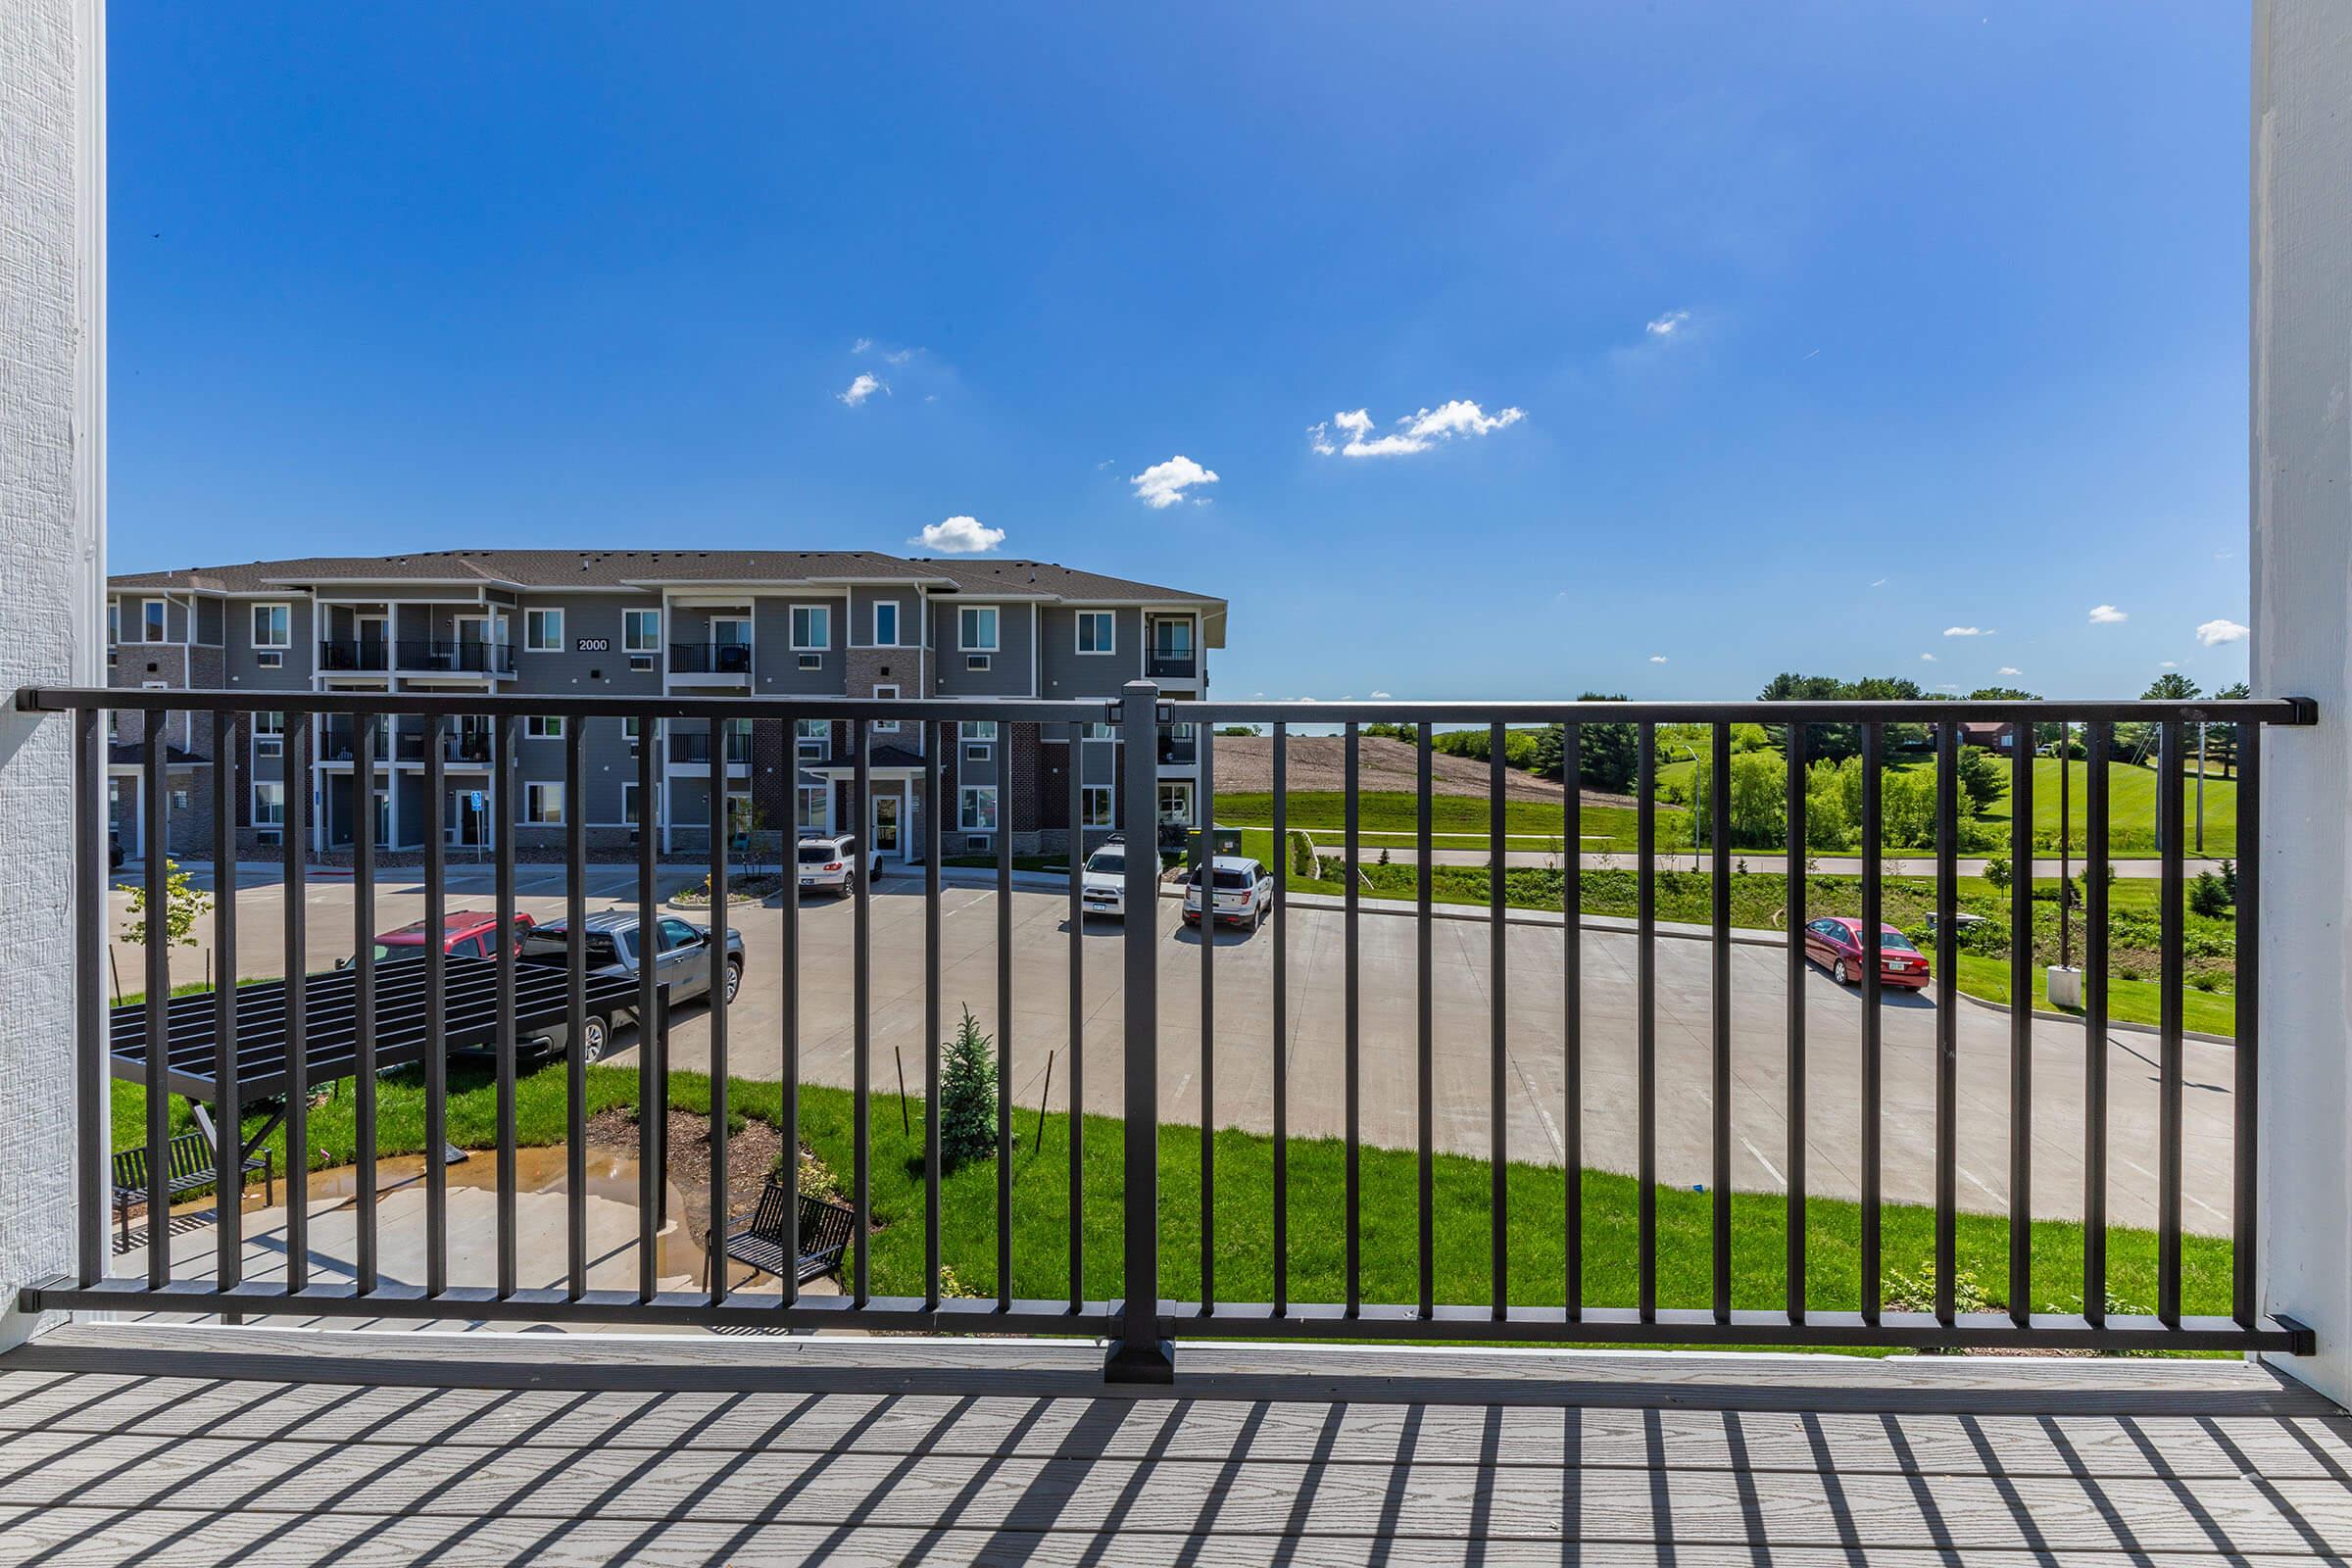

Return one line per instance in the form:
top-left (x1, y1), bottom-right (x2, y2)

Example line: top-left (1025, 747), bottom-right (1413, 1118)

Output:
top-left (1946, 984), bottom-right (2236, 1048)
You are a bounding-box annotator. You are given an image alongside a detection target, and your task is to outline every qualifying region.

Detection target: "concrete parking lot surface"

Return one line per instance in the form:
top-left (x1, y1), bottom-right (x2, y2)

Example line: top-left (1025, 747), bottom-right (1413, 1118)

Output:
top-left (113, 864), bottom-right (2238, 1235)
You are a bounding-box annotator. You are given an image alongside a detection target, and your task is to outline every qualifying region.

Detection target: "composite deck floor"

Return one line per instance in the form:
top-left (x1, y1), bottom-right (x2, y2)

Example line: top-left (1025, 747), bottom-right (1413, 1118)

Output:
top-left (0, 1325), bottom-right (2346, 1564)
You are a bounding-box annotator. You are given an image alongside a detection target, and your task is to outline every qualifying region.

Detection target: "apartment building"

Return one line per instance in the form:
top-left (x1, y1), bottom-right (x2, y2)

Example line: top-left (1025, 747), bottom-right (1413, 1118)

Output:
top-left (105, 551), bottom-right (1225, 865)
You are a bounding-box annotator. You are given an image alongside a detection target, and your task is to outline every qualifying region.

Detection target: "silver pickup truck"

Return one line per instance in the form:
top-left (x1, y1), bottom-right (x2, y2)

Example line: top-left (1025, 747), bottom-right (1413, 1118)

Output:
top-left (519, 910), bottom-right (746, 1062)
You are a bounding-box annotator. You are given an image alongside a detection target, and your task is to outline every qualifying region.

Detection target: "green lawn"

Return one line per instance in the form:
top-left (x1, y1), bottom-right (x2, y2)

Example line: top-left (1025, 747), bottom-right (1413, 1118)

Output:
top-left (1217, 790), bottom-right (1672, 856)
top-left (116, 1061), bottom-right (2224, 1339)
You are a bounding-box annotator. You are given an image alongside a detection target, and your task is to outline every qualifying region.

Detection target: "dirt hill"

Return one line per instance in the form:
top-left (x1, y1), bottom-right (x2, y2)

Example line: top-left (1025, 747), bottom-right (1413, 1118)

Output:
top-left (1210, 734), bottom-right (1636, 808)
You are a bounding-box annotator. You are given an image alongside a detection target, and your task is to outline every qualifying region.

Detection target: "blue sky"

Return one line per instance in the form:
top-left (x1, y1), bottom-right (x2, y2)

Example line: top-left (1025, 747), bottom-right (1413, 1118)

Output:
top-left (110, 2), bottom-right (2254, 704)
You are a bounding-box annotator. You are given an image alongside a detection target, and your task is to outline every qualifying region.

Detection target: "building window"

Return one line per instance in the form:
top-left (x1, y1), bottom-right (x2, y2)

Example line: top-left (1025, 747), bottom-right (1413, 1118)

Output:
top-left (796, 718), bottom-right (829, 760)
top-left (959, 719), bottom-right (998, 744)
top-left (142, 599), bottom-right (168, 643)
top-left (250, 603), bottom-right (291, 650)
top-left (108, 602), bottom-right (121, 647)
top-left (1152, 618), bottom-right (1195, 660)
top-left (1157, 780), bottom-right (1194, 826)
top-left (623, 715), bottom-right (642, 750)
top-left (523, 782), bottom-right (564, 824)
top-left (253, 781), bottom-right (286, 827)
top-left (790, 604), bottom-right (830, 650)
top-left (958, 785), bottom-right (999, 833)
top-left (254, 711), bottom-right (284, 758)
top-left (523, 608), bottom-right (564, 653)
top-left (1081, 721), bottom-right (1115, 741)
top-left (621, 781), bottom-right (658, 827)
top-left (1075, 611), bottom-right (1114, 655)
top-left (525, 715), bottom-right (564, 740)
top-left (1081, 785), bottom-right (1115, 828)
top-left (872, 601), bottom-right (900, 647)
top-left (623, 609), bottom-right (661, 653)
top-left (796, 785), bottom-right (828, 830)
top-left (958, 606), bottom-right (1000, 652)
top-left (872, 684), bottom-right (899, 732)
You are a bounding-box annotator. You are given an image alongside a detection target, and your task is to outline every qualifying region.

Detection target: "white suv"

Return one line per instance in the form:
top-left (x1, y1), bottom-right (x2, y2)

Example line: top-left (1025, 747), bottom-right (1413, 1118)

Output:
top-left (1079, 838), bottom-right (1131, 919)
top-left (795, 832), bottom-right (871, 897)
top-left (1183, 856), bottom-right (1276, 933)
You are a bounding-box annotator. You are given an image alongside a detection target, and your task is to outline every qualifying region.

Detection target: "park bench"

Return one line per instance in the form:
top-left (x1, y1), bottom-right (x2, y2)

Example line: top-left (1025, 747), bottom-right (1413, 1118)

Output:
top-left (111, 1130), bottom-right (272, 1250)
top-left (704, 1177), bottom-right (857, 1292)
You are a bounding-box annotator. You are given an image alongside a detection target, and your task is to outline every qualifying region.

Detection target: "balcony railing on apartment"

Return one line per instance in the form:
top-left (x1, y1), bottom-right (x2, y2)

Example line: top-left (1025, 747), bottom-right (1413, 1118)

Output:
top-left (1147, 647), bottom-right (1197, 680)
top-left (670, 642), bottom-right (753, 675)
top-left (12, 682), bottom-right (2319, 1378)
top-left (670, 728), bottom-right (752, 766)
top-left (394, 639), bottom-right (514, 676)
top-left (318, 637), bottom-right (389, 673)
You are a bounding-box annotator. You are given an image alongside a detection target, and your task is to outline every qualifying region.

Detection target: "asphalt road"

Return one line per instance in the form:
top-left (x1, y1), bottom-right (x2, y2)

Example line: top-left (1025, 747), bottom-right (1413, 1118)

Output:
top-left (112, 864), bottom-right (2239, 1235)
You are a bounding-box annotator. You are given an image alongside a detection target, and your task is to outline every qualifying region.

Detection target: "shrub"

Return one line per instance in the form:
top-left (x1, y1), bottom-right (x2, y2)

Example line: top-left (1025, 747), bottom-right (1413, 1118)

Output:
top-left (2188, 869), bottom-right (2231, 919)
top-left (1984, 856), bottom-right (2012, 893)
top-left (938, 1006), bottom-right (1000, 1169)
top-left (1287, 829), bottom-right (1318, 879)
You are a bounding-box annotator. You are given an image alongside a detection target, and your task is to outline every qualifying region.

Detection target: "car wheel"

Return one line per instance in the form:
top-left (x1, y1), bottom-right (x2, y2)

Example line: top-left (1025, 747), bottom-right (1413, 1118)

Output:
top-left (578, 1014), bottom-right (612, 1064)
top-left (722, 958), bottom-right (743, 1004)
top-left (1834, 958), bottom-right (1851, 986)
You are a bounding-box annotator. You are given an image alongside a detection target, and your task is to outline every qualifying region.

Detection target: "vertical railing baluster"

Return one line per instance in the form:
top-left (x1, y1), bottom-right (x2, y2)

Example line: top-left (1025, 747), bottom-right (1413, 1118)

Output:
top-left (1416, 721), bottom-right (1435, 1321)
top-left (2084, 721), bottom-right (2111, 1325)
top-left (1198, 720), bottom-right (1214, 1313)
top-left (279, 711), bottom-right (309, 1291)
top-left (1859, 721), bottom-right (1883, 1324)
top-left (1108, 681), bottom-right (1169, 1381)
top-left (354, 710), bottom-right (377, 1294)
top-left (1001, 718), bottom-right (1017, 1315)
top-left (423, 713), bottom-right (448, 1297)
top-left (852, 717), bottom-right (872, 1306)
top-left (499, 713), bottom-right (521, 1299)
top-left (2231, 720), bottom-right (2261, 1329)
top-left (141, 707), bottom-right (169, 1286)
top-left (1784, 721), bottom-right (1806, 1323)
top-left (925, 721), bottom-right (943, 1312)
top-left (1636, 721), bottom-right (1656, 1322)
top-left (564, 717), bottom-right (586, 1298)
top-left (707, 714), bottom-right (730, 1303)
top-left (631, 714), bottom-right (656, 1301)
top-left (74, 708), bottom-right (103, 1287)
top-left (2006, 716), bottom-right (2034, 1326)
top-left (1489, 723), bottom-right (1508, 1319)
top-left (1344, 720), bottom-right (1361, 1316)
top-left (213, 710), bottom-right (241, 1310)
top-left (1066, 719), bottom-right (1085, 1313)
top-left (1271, 722), bottom-right (1288, 1319)
top-left (1934, 718), bottom-right (1959, 1326)
top-left (1562, 722), bottom-right (1583, 1321)
top-left (2157, 715), bottom-right (2183, 1327)
top-left (1709, 722), bottom-right (1732, 1324)
top-left (778, 712), bottom-right (800, 1309)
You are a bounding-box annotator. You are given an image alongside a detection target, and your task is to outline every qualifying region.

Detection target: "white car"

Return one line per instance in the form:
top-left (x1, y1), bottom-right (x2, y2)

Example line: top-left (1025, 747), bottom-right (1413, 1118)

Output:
top-left (1079, 839), bottom-right (1131, 919)
top-left (796, 832), bottom-right (876, 897)
top-left (1183, 856), bottom-right (1275, 933)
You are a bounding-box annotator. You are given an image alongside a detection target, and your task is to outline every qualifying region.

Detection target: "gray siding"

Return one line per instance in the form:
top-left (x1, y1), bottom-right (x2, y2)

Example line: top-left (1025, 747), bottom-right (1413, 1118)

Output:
top-left (226, 598), bottom-right (313, 691)
top-left (753, 594), bottom-right (847, 695)
top-left (848, 586), bottom-right (916, 650)
top-left (928, 599), bottom-right (1035, 699)
top-left (514, 592), bottom-right (665, 698)
top-left (1038, 606), bottom-right (1141, 700)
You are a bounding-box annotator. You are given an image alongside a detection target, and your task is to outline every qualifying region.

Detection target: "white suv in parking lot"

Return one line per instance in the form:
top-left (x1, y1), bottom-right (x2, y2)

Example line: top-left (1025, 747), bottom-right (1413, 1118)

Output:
top-left (1079, 837), bottom-right (1133, 919)
top-left (1183, 856), bottom-right (1276, 933)
top-left (796, 832), bottom-right (875, 897)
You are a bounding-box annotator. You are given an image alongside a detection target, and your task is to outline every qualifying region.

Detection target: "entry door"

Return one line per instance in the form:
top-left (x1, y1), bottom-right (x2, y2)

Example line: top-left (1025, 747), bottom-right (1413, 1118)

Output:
top-left (450, 788), bottom-right (489, 848)
top-left (871, 791), bottom-right (904, 858)
top-left (372, 787), bottom-right (392, 851)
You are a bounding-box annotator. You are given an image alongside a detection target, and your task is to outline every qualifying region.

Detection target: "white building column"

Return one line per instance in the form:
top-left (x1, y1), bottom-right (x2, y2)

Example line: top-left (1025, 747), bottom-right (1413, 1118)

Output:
top-left (2252, 0), bottom-right (2352, 1406)
top-left (0, 0), bottom-right (106, 1348)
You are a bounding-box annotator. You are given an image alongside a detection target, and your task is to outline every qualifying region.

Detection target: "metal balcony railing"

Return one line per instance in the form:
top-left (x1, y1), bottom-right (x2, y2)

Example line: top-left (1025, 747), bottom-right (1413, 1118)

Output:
top-left (318, 637), bottom-right (389, 672)
top-left (1147, 649), bottom-right (1197, 679)
top-left (670, 728), bottom-right (752, 765)
top-left (395, 639), bottom-right (514, 676)
top-left (11, 683), bottom-right (2321, 1375)
top-left (670, 642), bottom-right (754, 675)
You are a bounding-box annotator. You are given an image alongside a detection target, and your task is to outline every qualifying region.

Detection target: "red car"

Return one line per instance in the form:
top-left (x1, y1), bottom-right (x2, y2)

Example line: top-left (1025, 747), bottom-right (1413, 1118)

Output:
top-left (342, 908), bottom-right (537, 969)
top-left (1802, 916), bottom-right (1933, 990)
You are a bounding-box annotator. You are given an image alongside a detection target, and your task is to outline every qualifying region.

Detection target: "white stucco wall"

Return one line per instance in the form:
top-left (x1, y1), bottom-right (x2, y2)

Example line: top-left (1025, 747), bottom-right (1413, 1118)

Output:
top-left (0, 0), bottom-right (105, 1348)
top-left (2252, 0), bottom-right (2352, 1406)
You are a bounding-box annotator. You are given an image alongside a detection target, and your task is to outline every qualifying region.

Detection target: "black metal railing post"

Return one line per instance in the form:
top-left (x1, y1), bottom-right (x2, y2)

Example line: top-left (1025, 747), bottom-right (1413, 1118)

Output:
top-left (1106, 679), bottom-right (1172, 1382)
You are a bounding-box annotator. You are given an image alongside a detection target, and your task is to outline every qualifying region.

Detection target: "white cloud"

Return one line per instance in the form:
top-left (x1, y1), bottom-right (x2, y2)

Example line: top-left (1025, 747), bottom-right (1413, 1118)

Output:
top-left (1996, 665), bottom-right (2022, 676)
top-left (1942, 626), bottom-right (1990, 637)
top-left (1308, 400), bottom-right (1525, 459)
top-left (2088, 604), bottom-right (2128, 623)
top-left (1648, 655), bottom-right (1669, 663)
top-left (2160, 660), bottom-right (2178, 668)
top-left (1131, 455), bottom-right (1219, 509)
top-left (1869, 578), bottom-right (1887, 589)
top-left (882, 348), bottom-right (914, 366)
top-left (1369, 690), bottom-right (1393, 700)
top-left (2195, 617), bottom-right (2250, 647)
top-left (1919, 653), bottom-right (1936, 662)
top-left (911, 515), bottom-right (1004, 555)
top-left (1646, 309), bottom-right (1691, 337)
top-left (838, 372), bottom-right (885, 407)
top-left (852, 337), bottom-right (873, 354)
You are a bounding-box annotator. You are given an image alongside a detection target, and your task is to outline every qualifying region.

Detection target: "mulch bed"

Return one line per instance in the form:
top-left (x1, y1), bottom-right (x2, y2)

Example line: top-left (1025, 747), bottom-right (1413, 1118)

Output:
top-left (587, 1105), bottom-right (781, 1247)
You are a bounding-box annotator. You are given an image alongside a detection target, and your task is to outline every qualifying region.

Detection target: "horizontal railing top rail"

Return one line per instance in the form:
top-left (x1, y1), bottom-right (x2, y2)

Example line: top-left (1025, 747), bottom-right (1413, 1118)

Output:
top-left (1172, 697), bottom-right (2317, 726)
top-left (20, 688), bottom-right (1122, 724)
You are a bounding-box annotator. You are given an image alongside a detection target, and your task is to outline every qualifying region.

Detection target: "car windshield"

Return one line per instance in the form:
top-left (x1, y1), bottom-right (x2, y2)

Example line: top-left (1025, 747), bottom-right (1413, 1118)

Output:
top-left (521, 929), bottom-right (625, 967)
top-left (799, 842), bottom-right (842, 864)
top-left (1086, 850), bottom-right (1123, 874)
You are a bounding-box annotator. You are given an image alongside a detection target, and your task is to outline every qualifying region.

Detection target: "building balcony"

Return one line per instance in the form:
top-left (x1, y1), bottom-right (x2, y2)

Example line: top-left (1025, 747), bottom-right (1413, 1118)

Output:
top-left (669, 728), bottom-right (753, 766)
top-left (394, 638), bottom-right (514, 677)
top-left (669, 641), bottom-right (754, 676)
top-left (1146, 648), bottom-right (1198, 680)
top-left (318, 637), bottom-right (389, 673)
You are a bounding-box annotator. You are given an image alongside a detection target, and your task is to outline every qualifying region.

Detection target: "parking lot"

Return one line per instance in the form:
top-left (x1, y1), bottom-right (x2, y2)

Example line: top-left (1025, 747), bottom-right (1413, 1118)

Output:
top-left (111, 863), bottom-right (2241, 1234)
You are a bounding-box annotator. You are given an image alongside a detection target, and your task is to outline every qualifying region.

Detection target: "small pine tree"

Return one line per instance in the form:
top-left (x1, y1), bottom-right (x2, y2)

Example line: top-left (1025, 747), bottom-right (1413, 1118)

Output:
top-left (2188, 868), bottom-right (2231, 918)
top-left (938, 1005), bottom-right (1000, 1169)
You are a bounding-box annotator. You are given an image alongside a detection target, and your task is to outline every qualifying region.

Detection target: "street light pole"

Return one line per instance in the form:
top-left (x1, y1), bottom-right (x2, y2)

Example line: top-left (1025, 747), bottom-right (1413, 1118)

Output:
top-left (2056, 724), bottom-right (2071, 970)
top-left (2195, 721), bottom-right (2207, 855)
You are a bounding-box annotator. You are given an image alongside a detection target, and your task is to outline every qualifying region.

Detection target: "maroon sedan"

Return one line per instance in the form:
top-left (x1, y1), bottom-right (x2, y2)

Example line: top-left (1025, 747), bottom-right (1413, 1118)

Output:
top-left (1802, 916), bottom-right (1933, 990)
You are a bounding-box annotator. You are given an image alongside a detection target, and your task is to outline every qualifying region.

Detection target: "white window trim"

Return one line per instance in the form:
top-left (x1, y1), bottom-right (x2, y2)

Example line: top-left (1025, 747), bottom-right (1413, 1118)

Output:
top-left (252, 780), bottom-right (286, 828)
top-left (1081, 785), bottom-right (1115, 828)
top-left (622, 609), bottom-right (662, 654)
top-left (142, 598), bottom-right (168, 644)
top-left (958, 719), bottom-right (999, 743)
top-left (796, 718), bottom-right (830, 760)
top-left (796, 784), bottom-right (830, 831)
top-left (620, 779), bottom-right (659, 828)
top-left (958, 784), bottom-right (1000, 833)
top-left (958, 605), bottom-right (1001, 653)
top-left (1075, 610), bottom-right (1115, 656)
top-left (790, 604), bottom-right (832, 652)
top-left (872, 601), bottom-right (900, 647)
top-left (1157, 779), bottom-right (1195, 825)
top-left (524, 608), bottom-right (564, 653)
top-left (250, 602), bottom-right (291, 651)
top-left (523, 781), bottom-right (565, 825)
top-left (253, 710), bottom-right (284, 759)
top-left (872, 684), bottom-right (900, 733)
top-left (525, 715), bottom-right (564, 740)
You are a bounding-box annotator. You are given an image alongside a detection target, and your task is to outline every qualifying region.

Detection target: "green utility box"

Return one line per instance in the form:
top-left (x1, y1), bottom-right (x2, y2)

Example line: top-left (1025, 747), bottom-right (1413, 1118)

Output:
top-left (1187, 825), bottom-right (1244, 868)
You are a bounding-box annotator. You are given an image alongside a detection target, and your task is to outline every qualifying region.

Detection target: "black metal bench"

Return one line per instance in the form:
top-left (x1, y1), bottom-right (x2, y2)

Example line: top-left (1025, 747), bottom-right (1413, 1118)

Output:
top-left (111, 1130), bottom-right (272, 1250)
top-left (705, 1177), bottom-right (857, 1291)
